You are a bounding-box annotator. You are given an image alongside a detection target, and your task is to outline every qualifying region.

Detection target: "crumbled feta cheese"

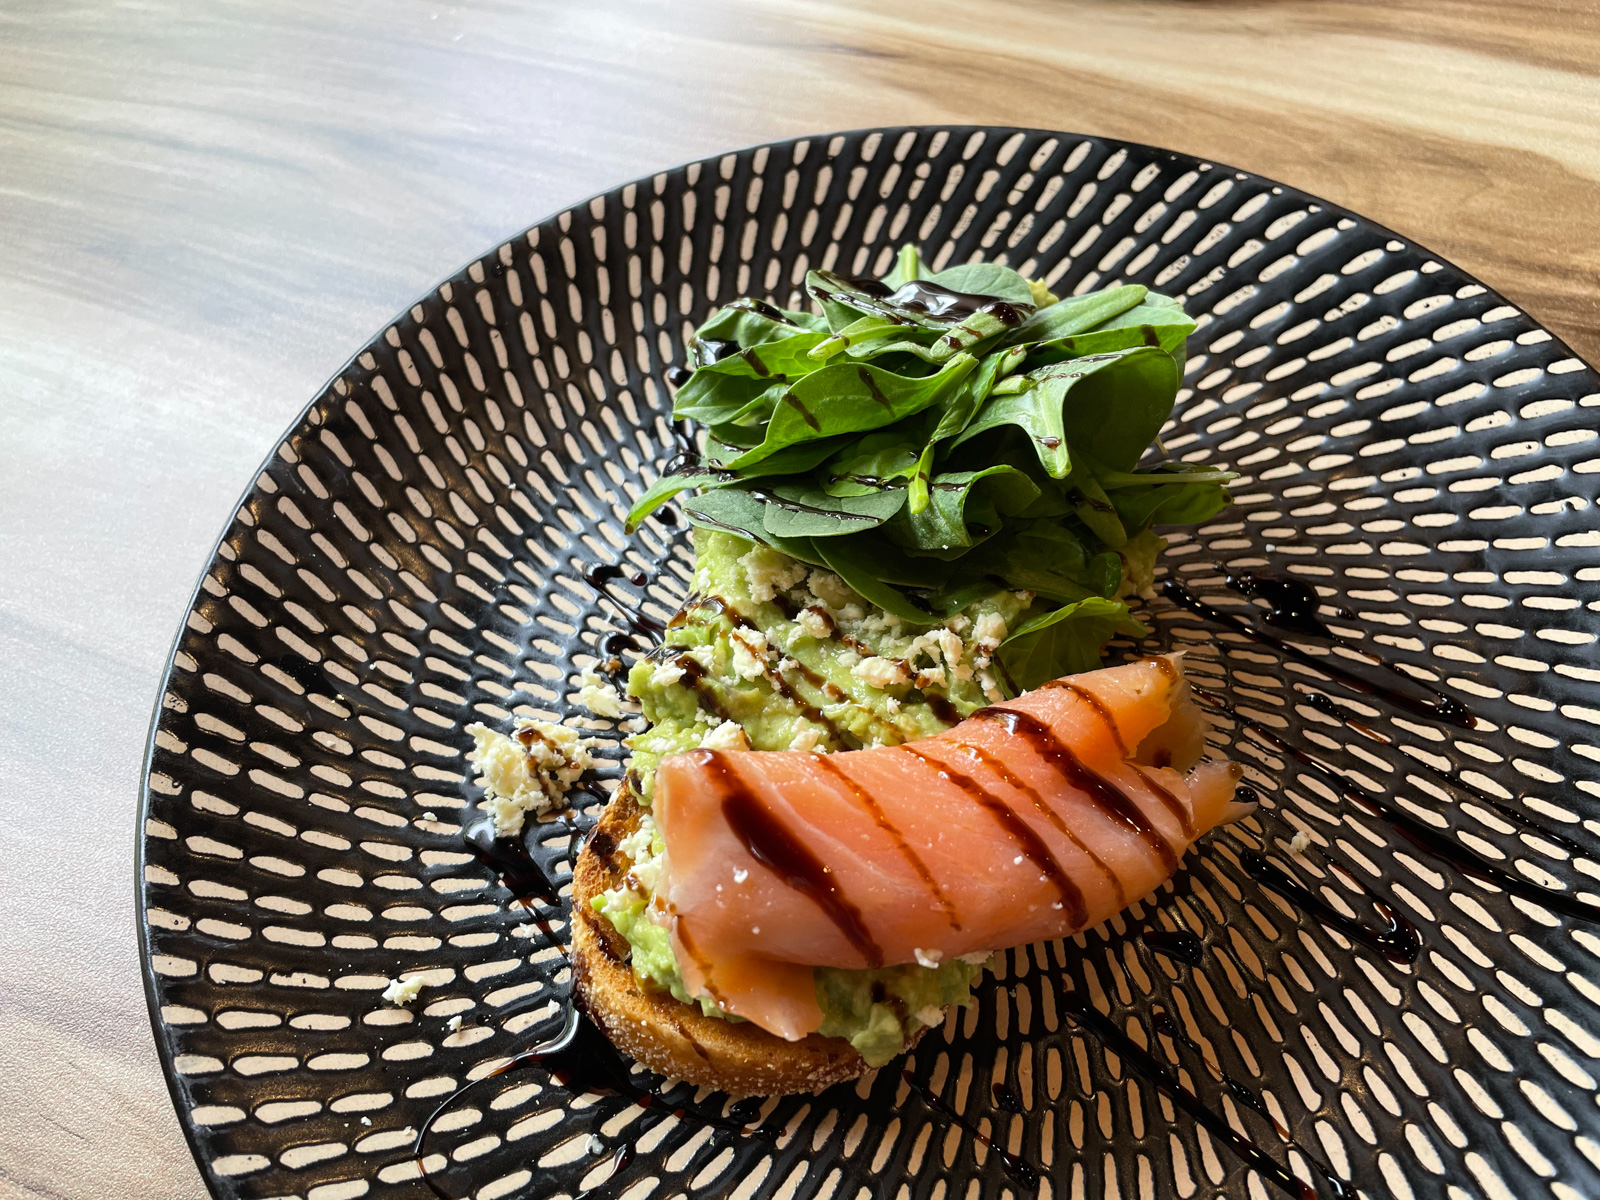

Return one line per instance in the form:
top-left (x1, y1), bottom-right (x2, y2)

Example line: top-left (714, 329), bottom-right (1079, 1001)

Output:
top-left (1290, 829), bottom-right (1311, 854)
top-left (854, 655), bottom-right (910, 690)
top-left (619, 811), bottom-right (664, 892)
top-left (447, 1015), bottom-right (463, 1032)
top-left (945, 615), bottom-right (972, 635)
top-left (913, 947), bottom-right (943, 968)
top-left (916, 1006), bottom-right (946, 1028)
top-left (973, 612), bottom-right (1008, 650)
top-left (700, 719), bottom-right (751, 752)
top-left (777, 656), bottom-right (799, 674)
top-left (884, 697), bottom-right (901, 715)
top-left (466, 720), bottom-right (595, 837)
top-left (383, 976), bottom-right (424, 1007)
top-left (808, 570), bottom-right (856, 610)
top-left (360, 1116), bottom-right (371, 1126)
top-left (575, 668), bottom-right (626, 718)
top-left (730, 629), bottom-right (771, 680)
top-left (650, 661), bottom-right (686, 688)
top-left (733, 867), bottom-right (749, 884)
top-left (837, 603), bottom-right (865, 623)
top-left (685, 644), bottom-right (716, 669)
top-left (740, 545), bottom-right (808, 603)
top-left (936, 629), bottom-right (965, 668)
top-left (789, 722), bottom-right (824, 753)
top-left (914, 666), bottom-right (947, 689)
top-left (958, 950), bottom-right (992, 966)
top-left (978, 667), bottom-right (1006, 703)
top-left (796, 606), bottom-right (834, 641)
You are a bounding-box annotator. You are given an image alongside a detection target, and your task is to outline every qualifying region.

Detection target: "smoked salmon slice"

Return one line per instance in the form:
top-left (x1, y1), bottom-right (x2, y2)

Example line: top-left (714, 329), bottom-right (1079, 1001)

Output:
top-left (654, 655), bottom-right (1240, 1041)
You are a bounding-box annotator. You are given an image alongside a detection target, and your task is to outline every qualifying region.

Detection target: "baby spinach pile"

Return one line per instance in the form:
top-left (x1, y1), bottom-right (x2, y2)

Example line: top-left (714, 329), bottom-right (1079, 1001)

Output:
top-left (627, 246), bottom-right (1234, 693)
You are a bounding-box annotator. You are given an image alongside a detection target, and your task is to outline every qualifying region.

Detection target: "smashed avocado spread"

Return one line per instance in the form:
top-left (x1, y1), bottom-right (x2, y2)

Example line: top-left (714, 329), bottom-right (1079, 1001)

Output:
top-left (592, 526), bottom-right (1025, 1064)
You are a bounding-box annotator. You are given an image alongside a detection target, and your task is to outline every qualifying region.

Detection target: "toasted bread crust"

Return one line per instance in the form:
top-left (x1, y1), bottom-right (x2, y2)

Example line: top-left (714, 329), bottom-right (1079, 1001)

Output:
top-left (571, 780), bottom-right (878, 1097)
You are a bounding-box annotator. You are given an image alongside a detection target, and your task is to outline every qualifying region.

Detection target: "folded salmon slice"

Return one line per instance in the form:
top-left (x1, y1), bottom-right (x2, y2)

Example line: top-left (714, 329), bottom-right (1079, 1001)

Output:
top-left (654, 655), bottom-right (1240, 1041)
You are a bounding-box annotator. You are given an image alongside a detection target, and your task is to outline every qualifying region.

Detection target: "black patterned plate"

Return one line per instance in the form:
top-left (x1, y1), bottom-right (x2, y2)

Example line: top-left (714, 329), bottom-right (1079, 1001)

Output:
top-left (139, 127), bottom-right (1600, 1200)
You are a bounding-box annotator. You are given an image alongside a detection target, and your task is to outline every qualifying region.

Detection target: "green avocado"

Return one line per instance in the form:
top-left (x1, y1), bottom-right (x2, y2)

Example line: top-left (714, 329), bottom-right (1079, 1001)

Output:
top-left (596, 527), bottom-right (1028, 1065)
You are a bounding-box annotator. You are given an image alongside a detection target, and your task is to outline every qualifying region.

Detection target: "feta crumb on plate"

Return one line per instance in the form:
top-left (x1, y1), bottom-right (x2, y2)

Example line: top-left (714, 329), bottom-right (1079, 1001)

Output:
top-left (1290, 829), bottom-right (1311, 854)
top-left (574, 668), bottom-right (627, 718)
top-left (913, 947), bottom-right (943, 968)
top-left (383, 976), bottom-right (424, 1007)
top-left (465, 719), bottom-right (595, 837)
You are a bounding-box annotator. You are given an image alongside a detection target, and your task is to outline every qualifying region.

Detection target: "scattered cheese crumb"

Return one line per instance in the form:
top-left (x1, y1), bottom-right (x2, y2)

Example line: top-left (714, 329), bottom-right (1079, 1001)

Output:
top-left (383, 976), bottom-right (424, 1007)
top-left (650, 661), bottom-right (687, 688)
top-left (740, 545), bottom-right (808, 603)
top-left (789, 722), bottom-right (825, 753)
top-left (421, 812), bottom-right (437, 824)
top-left (575, 668), bottom-right (626, 718)
top-left (977, 667), bottom-right (1006, 703)
top-left (361, 1116), bottom-right (372, 1126)
top-left (916, 1005), bottom-right (946, 1028)
top-left (958, 950), bottom-right (992, 966)
top-left (913, 947), bottom-right (944, 968)
top-left (700, 720), bottom-right (751, 752)
top-left (447, 1015), bottom-right (463, 1032)
top-left (914, 666), bottom-right (947, 689)
top-left (730, 629), bottom-right (771, 679)
top-left (797, 606), bottom-right (833, 640)
top-left (808, 570), bottom-right (857, 610)
top-left (618, 812), bottom-right (664, 893)
top-left (973, 612), bottom-right (1008, 650)
top-left (586, 1135), bottom-right (605, 1156)
top-left (466, 720), bottom-right (595, 837)
top-left (1290, 829), bottom-right (1311, 854)
top-left (854, 655), bottom-right (910, 690)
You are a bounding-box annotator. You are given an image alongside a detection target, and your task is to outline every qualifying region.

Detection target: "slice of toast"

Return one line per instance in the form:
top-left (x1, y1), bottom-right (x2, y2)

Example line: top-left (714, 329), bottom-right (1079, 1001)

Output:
top-left (572, 779), bottom-right (907, 1097)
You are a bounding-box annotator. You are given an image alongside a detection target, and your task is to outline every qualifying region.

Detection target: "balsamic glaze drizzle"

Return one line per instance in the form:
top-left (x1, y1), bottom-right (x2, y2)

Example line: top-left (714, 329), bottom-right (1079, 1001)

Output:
top-left (1163, 578), bottom-right (1476, 728)
top-left (1242, 849), bottom-right (1421, 964)
top-left (902, 1068), bottom-right (1040, 1190)
top-left (1140, 927), bottom-right (1205, 967)
top-left (1060, 985), bottom-right (1347, 1200)
top-left (1196, 687), bottom-right (1600, 925)
top-left (1299, 686), bottom-right (1593, 859)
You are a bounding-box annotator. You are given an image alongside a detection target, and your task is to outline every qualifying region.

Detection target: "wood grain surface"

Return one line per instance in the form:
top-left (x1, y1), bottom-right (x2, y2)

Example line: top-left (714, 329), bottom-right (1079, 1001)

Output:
top-left (0, 2), bottom-right (1594, 1196)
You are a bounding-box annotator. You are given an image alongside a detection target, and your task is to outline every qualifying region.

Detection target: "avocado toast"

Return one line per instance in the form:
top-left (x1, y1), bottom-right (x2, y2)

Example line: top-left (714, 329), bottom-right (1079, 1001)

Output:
top-left (533, 247), bottom-right (1234, 1093)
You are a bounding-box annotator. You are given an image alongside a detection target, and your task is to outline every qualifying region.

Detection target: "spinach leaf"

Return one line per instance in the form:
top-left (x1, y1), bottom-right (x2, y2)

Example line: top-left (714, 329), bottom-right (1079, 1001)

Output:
top-left (1006, 284), bottom-right (1147, 346)
top-left (959, 520), bottom-right (1122, 603)
top-left (1062, 468), bottom-right (1128, 548)
top-left (808, 317), bottom-right (908, 363)
top-left (624, 466), bottom-right (739, 532)
top-left (759, 481), bottom-right (908, 540)
top-left (696, 329), bottom-right (830, 379)
top-left (995, 598), bottom-right (1149, 694)
top-left (673, 373), bottom-right (777, 425)
top-left (881, 244), bottom-right (926, 289)
top-left (925, 261), bottom-right (1036, 307)
top-left (908, 345), bottom-right (1027, 511)
top-left (726, 353), bottom-right (976, 470)
top-left (679, 488), bottom-right (824, 565)
top-left (812, 537), bottom-right (940, 625)
top-left (888, 466), bottom-right (1039, 555)
top-left (1109, 473), bottom-right (1234, 530)
top-left (822, 432), bottom-right (922, 498)
top-left (696, 302), bottom-right (829, 345)
top-left (707, 434), bottom-right (855, 478)
top-left (1026, 301), bottom-right (1197, 365)
top-left (952, 348), bottom-right (1170, 477)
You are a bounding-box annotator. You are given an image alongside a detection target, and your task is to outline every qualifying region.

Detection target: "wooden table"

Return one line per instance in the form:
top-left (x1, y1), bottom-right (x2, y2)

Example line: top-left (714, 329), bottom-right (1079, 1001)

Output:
top-left (1, 2), bottom-right (1594, 1196)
